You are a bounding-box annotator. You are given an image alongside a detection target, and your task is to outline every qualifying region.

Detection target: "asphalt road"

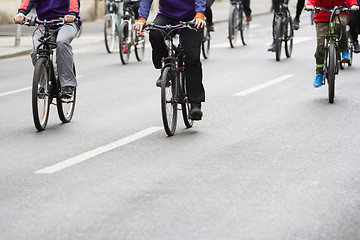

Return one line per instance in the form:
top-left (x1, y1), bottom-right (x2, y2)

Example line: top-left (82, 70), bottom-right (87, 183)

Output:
top-left (1, 13), bottom-right (360, 240)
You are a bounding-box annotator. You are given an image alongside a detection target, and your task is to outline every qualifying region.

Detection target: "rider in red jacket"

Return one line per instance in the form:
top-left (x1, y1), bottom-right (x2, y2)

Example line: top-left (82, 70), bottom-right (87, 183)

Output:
top-left (305, 0), bottom-right (359, 87)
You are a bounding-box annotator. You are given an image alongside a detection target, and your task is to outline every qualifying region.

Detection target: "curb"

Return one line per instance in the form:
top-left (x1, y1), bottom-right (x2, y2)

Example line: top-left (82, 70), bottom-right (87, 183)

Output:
top-left (0, 49), bottom-right (31, 60)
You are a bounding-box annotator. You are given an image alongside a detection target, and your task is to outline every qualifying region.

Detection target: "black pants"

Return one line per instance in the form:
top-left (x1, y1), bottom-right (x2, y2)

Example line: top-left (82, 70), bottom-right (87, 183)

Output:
top-left (349, 9), bottom-right (360, 43)
top-left (149, 15), bottom-right (205, 103)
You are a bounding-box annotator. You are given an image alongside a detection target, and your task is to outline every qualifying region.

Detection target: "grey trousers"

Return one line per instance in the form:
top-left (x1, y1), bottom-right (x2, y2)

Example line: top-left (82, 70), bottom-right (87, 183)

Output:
top-left (31, 22), bottom-right (78, 87)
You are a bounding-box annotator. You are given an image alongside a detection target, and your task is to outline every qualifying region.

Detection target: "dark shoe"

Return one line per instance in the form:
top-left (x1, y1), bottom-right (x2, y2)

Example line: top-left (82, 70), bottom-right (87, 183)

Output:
top-left (189, 103), bottom-right (203, 120)
top-left (60, 86), bottom-right (75, 99)
top-left (293, 17), bottom-right (300, 30)
top-left (156, 75), bottom-right (162, 87)
top-left (268, 41), bottom-right (276, 52)
top-left (207, 23), bottom-right (214, 32)
top-left (245, 15), bottom-right (252, 23)
top-left (354, 41), bottom-right (360, 53)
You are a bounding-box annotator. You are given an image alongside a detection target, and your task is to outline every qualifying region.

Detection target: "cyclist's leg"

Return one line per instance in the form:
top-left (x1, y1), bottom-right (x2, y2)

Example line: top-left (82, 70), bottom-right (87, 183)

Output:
top-left (314, 22), bottom-right (328, 77)
top-left (132, 2), bottom-right (140, 20)
top-left (295, 0), bottom-right (305, 19)
top-left (180, 28), bottom-right (205, 105)
top-left (149, 15), bottom-right (176, 69)
top-left (335, 14), bottom-right (350, 62)
top-left (56, 22), bottom-right (79, 88)
top-left (205, 0), bottom-right (215, 30)
top-left (243, 0), bottom-right (252, 20)
top-left (272, 0), bottom-right (281, 14)
top-left (349, 10), bottom-right (360, 44)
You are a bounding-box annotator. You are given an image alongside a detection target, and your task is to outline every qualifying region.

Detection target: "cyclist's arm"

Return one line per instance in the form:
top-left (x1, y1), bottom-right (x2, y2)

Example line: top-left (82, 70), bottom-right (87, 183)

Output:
top-left (348, 0), bottom-right (359, 10)
top-left (192, 0), bottom-right (206, 28)
top-left (18, 0), bottom-right (35, 16)
top-left (305, 0), bottom-right (315, 10)
top-left (134, 0), bottom-right (153, 31)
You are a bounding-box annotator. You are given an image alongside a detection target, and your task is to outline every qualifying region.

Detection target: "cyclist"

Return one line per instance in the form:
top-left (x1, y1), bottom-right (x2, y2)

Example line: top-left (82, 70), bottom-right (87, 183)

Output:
top-left (133, 0), bottom-right (206, 120)
top-left (305, 0), bottom-right (358, 87)
top-left (205, 0), bottom-right (215, 31)
top-left (14, 0), bottom-right (80, 98)
top-left (349, 0), bottom-right (360, 53)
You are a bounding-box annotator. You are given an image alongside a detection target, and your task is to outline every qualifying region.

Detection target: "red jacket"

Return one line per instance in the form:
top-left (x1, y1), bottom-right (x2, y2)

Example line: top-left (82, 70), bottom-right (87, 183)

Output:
top-left (306, 0), bottom-right (358, 22)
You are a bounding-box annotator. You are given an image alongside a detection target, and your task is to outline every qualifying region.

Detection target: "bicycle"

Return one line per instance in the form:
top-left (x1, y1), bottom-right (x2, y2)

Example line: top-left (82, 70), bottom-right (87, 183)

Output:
top-left (202, 20), bottom-right (211, 59)
top-left (104, 0), bottom-right (121, 53)
top-left (273, 0), bottom-right (294, 61)
top-left (24, 17), bottom-right (77, 131)
top-left (312, 6), bottom-right (349, 103)
top-left (228, 0), bottom-right (249, 47)
top-left (144, 22), bottom-right (196, 136)
top-left (119, 0), bottom-right (145, 64)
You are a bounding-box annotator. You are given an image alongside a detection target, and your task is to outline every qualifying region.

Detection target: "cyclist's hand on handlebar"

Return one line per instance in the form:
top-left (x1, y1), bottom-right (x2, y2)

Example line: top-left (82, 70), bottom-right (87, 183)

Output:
top-left (305, 5), bottom-right (314, 11)
top-left (191, 17), bottom-right (206, 29)
top-left (14, 13), bottom-right (25, 24)
top-left (133, 20), bottom-right (145, 32)
top-left (63, 15), bottom-right (76, 23)
top-left (351, 5), bottom-right (359, 10)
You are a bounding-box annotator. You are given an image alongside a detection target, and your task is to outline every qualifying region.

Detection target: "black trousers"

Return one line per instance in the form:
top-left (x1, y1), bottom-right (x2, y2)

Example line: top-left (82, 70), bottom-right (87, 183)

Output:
top-left (349, 9), bottom-right (360, 43)
top-left (149, 14), bottom-right (205, 103)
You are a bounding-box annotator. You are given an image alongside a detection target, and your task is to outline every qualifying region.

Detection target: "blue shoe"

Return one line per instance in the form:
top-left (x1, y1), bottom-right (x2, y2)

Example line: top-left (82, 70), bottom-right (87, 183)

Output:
top-left (341, 49), bottom-right (351, 63)
top-left (313, 73), bottom-right (323, 87)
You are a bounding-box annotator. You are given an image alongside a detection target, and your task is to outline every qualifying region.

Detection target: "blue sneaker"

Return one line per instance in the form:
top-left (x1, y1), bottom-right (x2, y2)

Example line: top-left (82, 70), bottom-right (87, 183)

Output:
top-left (341, 49), bottom-right (351, 63)
top-left (313, 73), bottom-right (324, 87)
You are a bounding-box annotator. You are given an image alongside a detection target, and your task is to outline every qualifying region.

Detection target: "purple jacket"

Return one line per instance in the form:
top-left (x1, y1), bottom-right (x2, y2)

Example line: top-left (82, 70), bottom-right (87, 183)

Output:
top-left (18, 0), bottom-right (80, 20)
top-left (139, 0), bottom-right (206, 21)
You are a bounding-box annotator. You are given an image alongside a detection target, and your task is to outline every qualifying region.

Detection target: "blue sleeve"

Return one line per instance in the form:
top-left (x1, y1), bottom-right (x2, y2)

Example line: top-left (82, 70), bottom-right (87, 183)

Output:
top-left (195, 0), bottom-right (206, 14)
top-left (138, 0), bottom-right (153, 20)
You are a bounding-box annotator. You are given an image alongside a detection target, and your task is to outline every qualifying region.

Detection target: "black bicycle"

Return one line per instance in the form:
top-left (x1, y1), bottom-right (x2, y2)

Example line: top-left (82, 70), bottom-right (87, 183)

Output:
top-left (228, 0), bottom-right (249, 47)
top-left (119, 0), bottom-right (145, 64)
top-left (312, 6), bottom-right (349, 103)
top-left (145, 22), bottom-right (196, 136)
top-left (202, 21), bottom-right (211, 59)
top-left (273, 0), bottom-right (294, 61)
top-left (24, 17), bottom-right (76, 131)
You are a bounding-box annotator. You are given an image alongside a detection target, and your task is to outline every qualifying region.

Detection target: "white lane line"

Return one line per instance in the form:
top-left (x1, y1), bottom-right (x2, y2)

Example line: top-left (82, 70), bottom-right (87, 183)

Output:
top-left (233, 74), bottom-right (295, 96)
top-left (0, 76), bottom-right (84, 98)
top-left (0, 86), bottom-right (31, 98)
top-left (35, 127), bottom-right (162, 174)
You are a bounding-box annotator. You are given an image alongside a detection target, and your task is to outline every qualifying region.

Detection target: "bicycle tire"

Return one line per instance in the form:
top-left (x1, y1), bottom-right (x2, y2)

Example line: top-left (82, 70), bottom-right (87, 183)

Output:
top-left (135, 30), bottom-right (145, 61)
top-left (275, 16), bottom-right (283, 61)
top-left (311, 11), bottom-right (314, 25)
top-left (285, 15), bottom-right (293, 58)
top-left (104, 14), bottom-right (116, 53)
top-left (161, 67), bottom-right (177, 136)
top-left (228, 5), bottom-right (238, 48)
top-left (119, 20), bottom-right (131, 64)
top-left (180, 71), bottom-right (193, 128)
top-left (32, 58), bottom-right (51, 131)
top-left (202, 26), bottom-right (211, 59)
top-left (327, 43), bottom-right (336, 103)
top-left (57, 65), bottom-right (76, 123)
top-left (239, 10), bottom-right (248, 45)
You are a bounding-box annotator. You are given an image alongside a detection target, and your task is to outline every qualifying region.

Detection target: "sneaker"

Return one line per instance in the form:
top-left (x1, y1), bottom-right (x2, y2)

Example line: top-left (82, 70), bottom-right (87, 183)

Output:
top-left (189, 103), bottom-right (203, 120)
top-left (268, 41), bottom-right (276, 52)
top-left (60, 86), bottom-right (75, 98)
top-left (156, 73), bottom-right (171, 88)
top-left (293, 17), bottom-right (300, 30)
top-left (245, 15), bottom-right (252, 23)
top-left (341, 49), bottom-right (351, 63)
top-left (207, 23), bottom-right (214, 32)
top-left (313, 73), bottom-right (324, 87)
top-left (354, 41), bottom-right (360, 53)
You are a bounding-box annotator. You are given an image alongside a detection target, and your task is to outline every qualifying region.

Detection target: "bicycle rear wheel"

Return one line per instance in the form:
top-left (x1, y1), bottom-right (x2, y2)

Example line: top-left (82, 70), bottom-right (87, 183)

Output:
top-left (327, 43), bottom-right (336, 103)
top-left (104, 14), bottom-right (116, 53)
top-left (180, 71), bottom-right (193, 128)
top-left (275, 16), bottom-right (283, 61)
top-left (161, 67), bottom-right (178, 136)
top-left (228, 5), bottom-right (238, 48)
top-left (119, 20), bottom-right (131, 64)
top-left (135, 30), bottom-right (145, 61)
top-left (202, 27), bottom-right (211, 59)
top-left (32, 58), bottom-right (51, 131)
top-left (57, 65), bottom-right (76, 123)
top-left (285, 15), bottom-right (293, 58)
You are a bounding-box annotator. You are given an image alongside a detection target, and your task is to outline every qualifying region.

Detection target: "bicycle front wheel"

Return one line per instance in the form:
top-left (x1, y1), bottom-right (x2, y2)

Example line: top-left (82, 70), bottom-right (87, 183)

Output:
top-left (32, 58), bottom-right (51, 131)
top-left (275, 16), bottom-right (283, 61)
top-left (228, 5), bottom-right (238, 48)
top-left (104, 14), bottom-right (116, 53)
top-left (57, 65), bottom-right (76, 123)
top-left (180, 71), bottom-right (193, 128)
top-left (135, 29), bottom-right (145, 61)
top-left (161, 67), bottom-right (178, 136)
top-left (202, 26), bottom-right (211, 59)
top-left (285, 15), bottom-right (294, 58)
top-left (119, 20), bottom-right (131, 64)
top-left (327, 43), bottom-right (336, 103)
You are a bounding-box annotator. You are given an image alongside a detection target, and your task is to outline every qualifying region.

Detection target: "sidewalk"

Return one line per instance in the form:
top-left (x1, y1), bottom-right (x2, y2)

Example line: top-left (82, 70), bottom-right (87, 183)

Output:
top-left (0, 0), bottom-right (279, 60)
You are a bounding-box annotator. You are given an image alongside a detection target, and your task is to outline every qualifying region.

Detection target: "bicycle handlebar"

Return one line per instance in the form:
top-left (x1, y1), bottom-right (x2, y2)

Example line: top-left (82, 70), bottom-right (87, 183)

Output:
top-left (144, 22), bottom-right (198, 32)
top-left (305, 6), bottom-right (350, 13)
top-left (23, 17), bottom-right (78, 27)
